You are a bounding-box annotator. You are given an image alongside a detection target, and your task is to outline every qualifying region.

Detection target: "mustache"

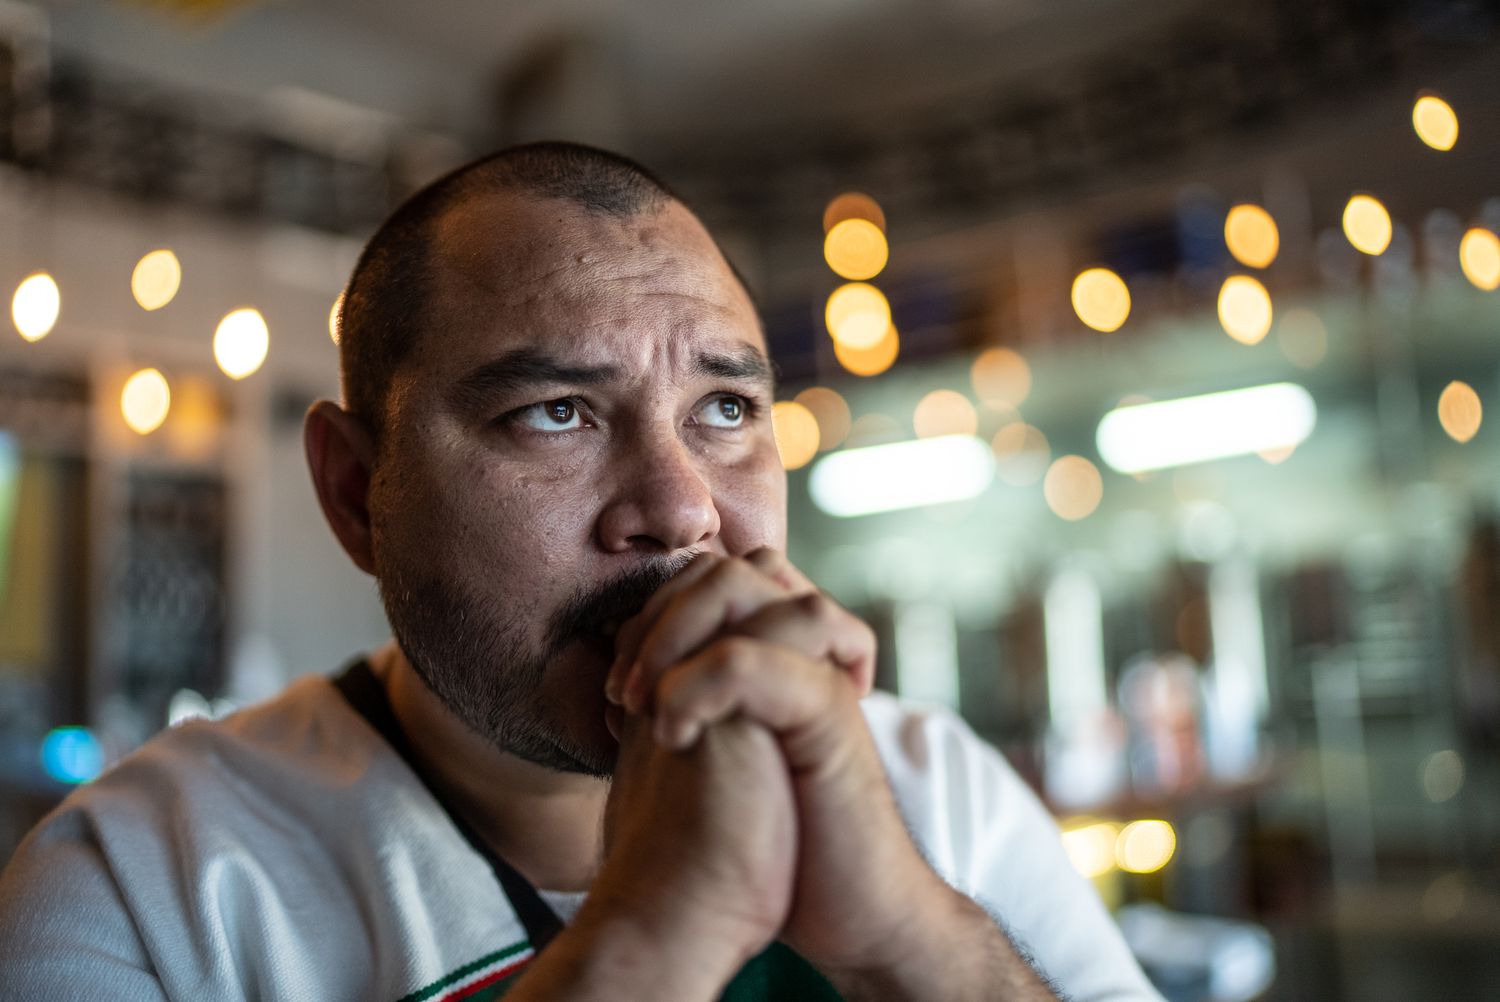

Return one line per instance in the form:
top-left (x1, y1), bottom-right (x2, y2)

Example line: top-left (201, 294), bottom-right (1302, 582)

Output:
top-left (546, 552), bottom-right (698, 652)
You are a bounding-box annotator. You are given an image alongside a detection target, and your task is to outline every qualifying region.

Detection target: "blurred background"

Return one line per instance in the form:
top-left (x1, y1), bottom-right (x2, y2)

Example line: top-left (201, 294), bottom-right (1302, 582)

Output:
top-left (1, 0), bottom-right (1499, 998)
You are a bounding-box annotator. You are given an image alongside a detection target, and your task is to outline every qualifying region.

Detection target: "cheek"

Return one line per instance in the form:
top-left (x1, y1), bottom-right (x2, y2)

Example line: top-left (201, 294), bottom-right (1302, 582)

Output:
top-left (715, 443), bottom-right (788, 554)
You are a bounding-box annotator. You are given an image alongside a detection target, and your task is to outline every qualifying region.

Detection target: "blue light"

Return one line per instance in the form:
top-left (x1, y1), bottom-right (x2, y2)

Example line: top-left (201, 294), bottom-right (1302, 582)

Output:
top-left (40, 726), bottom-right (104, 784)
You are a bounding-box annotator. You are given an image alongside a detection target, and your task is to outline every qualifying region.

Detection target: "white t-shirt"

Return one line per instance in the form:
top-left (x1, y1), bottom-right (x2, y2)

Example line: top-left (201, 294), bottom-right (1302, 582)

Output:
top-left (0, 664), bottom-right (1159, 1001)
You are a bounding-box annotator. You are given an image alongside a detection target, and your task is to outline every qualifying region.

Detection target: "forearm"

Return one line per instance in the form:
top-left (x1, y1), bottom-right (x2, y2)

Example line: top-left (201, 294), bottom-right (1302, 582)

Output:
top-left (826, 882), bottom-right (1062, 1002)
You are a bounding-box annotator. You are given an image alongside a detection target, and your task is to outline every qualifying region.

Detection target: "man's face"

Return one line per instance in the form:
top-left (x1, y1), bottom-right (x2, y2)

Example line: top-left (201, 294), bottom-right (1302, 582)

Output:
top-left (367, 194), bottom-right (786, 776)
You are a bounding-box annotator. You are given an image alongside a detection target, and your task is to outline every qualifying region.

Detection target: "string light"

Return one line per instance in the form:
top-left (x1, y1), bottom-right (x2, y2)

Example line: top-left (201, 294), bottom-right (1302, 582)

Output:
top-left (970, 347), bottom-right (1031, 409)
top-left (1224, 204), bottom-right (1279, 269)
top-left (834, 324), bottom-right (900, 377)
top-left (1044, 455), bottom-right (1104, 521)
top-left (1218, 275), bottom-right (1273, 345)
top-left (825, 282), bottom-right (892, 350)
top-left (1116, 819), bottom-right (1176, 874)
top-left (1438, 381), bottom-right (1482, 443)
top-left (991, 422), bottom-right (1050, 486)
top-left (824, 218), bottom-right (889, 281)
top-left (1412, 94), bottom-right (1459, 151)
top-left (794, 387), bottom-right (852, 451)
top-left (121, 367), bottom-right (171, 435)
top-left (772, 401), bottom-right (820, 470)
top-left (131, 249), bottom-right (182, 311)
top-left (1343, 195), bottom-right (1392, 256)
top-left (822, 192), bottom-right (886, 234)
top-left (12, 272), bottom-right (60, 342)
top-left (213, 307), bottom-right (269, 380)
top-left (913, 390), bottom-right (978, 438)
top-left (1071, 268), bottom-right (1130, 333)
top-left (1459, 228), bottom-right (1500, 291)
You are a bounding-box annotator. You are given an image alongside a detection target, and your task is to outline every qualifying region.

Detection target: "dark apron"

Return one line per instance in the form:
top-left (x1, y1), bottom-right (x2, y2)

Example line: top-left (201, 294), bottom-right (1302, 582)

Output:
top-left (333, 660), bottom-right (842, 1001)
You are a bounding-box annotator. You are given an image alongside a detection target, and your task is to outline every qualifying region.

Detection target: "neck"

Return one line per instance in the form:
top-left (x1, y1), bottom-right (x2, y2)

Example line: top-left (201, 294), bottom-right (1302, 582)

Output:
top-left (372, 640), bottom-right (609, 893)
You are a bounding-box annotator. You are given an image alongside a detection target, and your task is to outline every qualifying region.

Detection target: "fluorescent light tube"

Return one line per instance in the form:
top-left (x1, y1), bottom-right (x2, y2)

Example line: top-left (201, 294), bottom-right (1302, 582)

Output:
top-left (1095, 382), bottom-right (1316, 474)
top-left (809, 434), bottom-right (995, 517)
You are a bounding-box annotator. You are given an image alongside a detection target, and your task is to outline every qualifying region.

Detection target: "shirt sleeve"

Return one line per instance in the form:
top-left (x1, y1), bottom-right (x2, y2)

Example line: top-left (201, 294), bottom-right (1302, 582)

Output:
top-left (866, 693), bottom-right (1163, 1002)
top-left (0, 807), bottom-right (170, 1001)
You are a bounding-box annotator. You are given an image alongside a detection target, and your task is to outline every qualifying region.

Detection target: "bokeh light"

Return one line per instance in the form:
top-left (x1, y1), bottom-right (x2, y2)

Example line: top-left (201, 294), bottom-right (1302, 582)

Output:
top-left (1060, 820), bottom-right (1119, 879)
top-left (121, 367), bottom-right (171, 435)
top-left (1438, 380), bottom-right (1482, 443)
top-left (822, 192), bottom-right (886, 234)
top-left (1459, 227), bottom-right (1500, 291)
top-left (1218, 275), bottom-right (1274, 345)
top-left (213, 307), bottom-right (270, 380)
top-left (329, 290), bottom-right (345, 344)
top-left (131, 249), bottom-right (182, 311)
top-left (1224, 204), bottom-right (1279, 269)
top-left (794, 386), bottom-right (852, 451)
top-left (1071, 267), bottom-right (1130, 333)
top-left (12, 272), bottom-right (60, 342)
top-left (1343, 194), bottom-right (1392, 256)
top-left (772, 400), bottom-right (820, 470)
top-left (970, 347), bottom-right (1031, 409)
top-left (1412, 94), bottom-right (1459, 151)
top-left (1421, 749), bottom-right (1465, 803)
top-left (1116, 819), bottom-right (1177, 874)
top-left (1277, 308), bottom-right (1328, 368)
top-left (991, 422), bottom-right (1050, 486)
top-left (824, 218), bottom-right (889, 281)
top-left (825, 282), bottom-right (892, 350)
top-left (40, 726), bottom-right (104, 784)
top-left (1044, 455), bottom-right (1104, 521)
top-left (834, 323), bottom-right (900, 376)
top-left (913, 389), bottom-right (978, 439)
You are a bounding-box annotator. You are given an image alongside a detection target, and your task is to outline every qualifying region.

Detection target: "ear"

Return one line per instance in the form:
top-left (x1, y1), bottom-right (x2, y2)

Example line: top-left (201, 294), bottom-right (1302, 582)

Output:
top-left (304, 400), bottom-right (378, 576)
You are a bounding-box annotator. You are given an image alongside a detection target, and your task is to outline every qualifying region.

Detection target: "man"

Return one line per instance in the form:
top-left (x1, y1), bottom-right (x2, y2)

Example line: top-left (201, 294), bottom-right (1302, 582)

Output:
top-left (0, 143), bottom-right (1158, 1000)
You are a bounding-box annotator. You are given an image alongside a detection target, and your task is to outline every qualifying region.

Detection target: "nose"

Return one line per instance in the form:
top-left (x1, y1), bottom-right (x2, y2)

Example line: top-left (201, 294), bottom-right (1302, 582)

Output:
top-left (596, 434), bottom-right (721, 555)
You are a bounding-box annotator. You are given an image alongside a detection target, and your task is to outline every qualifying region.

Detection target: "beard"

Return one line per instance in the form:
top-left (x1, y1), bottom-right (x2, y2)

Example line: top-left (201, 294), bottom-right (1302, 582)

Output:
top-left (375, 551), bottom-right (690, 777)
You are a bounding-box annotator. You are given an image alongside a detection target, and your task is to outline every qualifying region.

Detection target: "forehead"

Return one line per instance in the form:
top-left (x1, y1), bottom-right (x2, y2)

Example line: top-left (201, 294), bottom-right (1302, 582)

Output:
top-left (419, 193), bottom-right (766, 380)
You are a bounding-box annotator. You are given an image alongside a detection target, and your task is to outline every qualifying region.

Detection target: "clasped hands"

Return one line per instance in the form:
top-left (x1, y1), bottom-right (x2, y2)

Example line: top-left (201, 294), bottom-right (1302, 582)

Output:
top-left (590, 548), bottom-right (978, 997)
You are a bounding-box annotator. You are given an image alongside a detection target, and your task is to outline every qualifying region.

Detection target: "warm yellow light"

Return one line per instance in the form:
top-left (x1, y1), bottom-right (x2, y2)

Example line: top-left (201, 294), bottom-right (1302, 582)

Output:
top-left (826, 282), bottom-right (892, 350)
top-left (913, 389), bottom-right (978, 439)
top-left (131, 249), bottom-right (181, 311)
top-left (1277, 308), bottom-right (1328, 369)
top-left (121, 367), bottom-right (171, 435)
top-left (824, 218), bottom-right (889, 281)
top-left (1343, 194), bottom-right (1392, 256)
top-left (1116, 819), bottom-right (1176, 874)
top-left (1060, 821), bottom-right (1119, 879)
top-left (12, 272), bottom-right (60, 342)
top-left (1218, 275), bottom-right (1273, 345)
top-left (1224, 204), bottom-right (1279, 269)
top-left (834, 324), bottom-right (900, 377)
top-left (1413, 95), bottom-right (1459, 151)
top-left (991, 422), bottom-right (1050, 486)
top-left (772, 400), bottom-right (820, 470)
top-left (822, 192), bottom-right (886, 234)
top-left (1459, 228), bottom-right (1500, 291)
top-left (970, 347), bottom-right (1031, 409)
top-left (213, 307), bottom-right (270, 380)
top-left (1044, 455), bottom-right (1103, 521)
top-left (1071, 268), bottom-right (1130, 333)
top-left (795, 387), bottom-right (852, 451)
top-left (329, 291), bottom-right (345, 344)
top-left (1438, 381), bottom-right (1482, 443)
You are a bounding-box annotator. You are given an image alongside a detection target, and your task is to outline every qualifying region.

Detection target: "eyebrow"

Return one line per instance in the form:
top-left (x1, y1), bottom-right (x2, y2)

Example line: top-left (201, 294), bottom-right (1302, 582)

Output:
top-left (449, 344), bottom-right (777, 411)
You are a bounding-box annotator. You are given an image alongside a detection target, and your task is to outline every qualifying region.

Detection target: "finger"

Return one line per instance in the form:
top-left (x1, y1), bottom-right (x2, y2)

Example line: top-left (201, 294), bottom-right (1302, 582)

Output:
top-left (728, 592), bottom-right (878, 696)
top-left (607, 552), bottom-right (723, 700)
top-left (743, 546), bottom-right (817, 594)
top-left (623, 558), bottom-right (798, 713)
top-left (651, 636), bottom-right (842, 750)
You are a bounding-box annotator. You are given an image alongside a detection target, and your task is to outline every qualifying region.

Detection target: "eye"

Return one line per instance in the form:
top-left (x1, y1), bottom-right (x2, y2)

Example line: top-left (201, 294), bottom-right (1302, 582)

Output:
top-left (515, 398), bottom-right (584, 432)
top-left (699, 394), bottom-right (747, 429)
